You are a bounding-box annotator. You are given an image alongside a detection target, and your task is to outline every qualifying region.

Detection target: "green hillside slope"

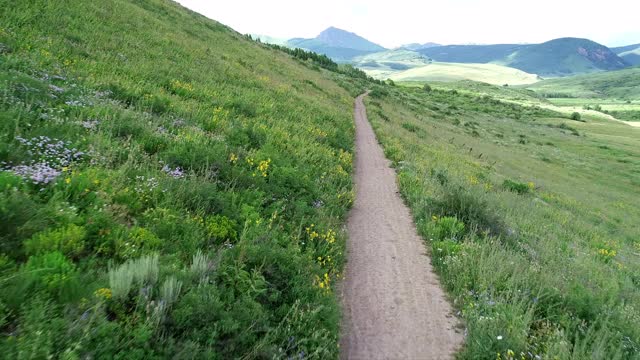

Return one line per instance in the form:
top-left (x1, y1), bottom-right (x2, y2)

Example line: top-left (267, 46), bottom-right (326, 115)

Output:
top-left (387, 62), bottom-right (540, 85)
top-left (419, 44), bottom-right (524, 63)
top-left (364, 81), bottom-right (640, 359)
top-left (0, 0), bottom-right (360, 357)
top-left (527, 67), bottom-right (640, 98)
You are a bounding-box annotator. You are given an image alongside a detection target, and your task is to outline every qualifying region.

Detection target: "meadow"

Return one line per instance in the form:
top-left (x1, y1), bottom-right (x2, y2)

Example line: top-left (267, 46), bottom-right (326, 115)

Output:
top-left (2, 0), bottom-right (639, 359)
top-left (361, 82), bottom-right (640, 359)
top-left (0, 0), bottom-right (369, 357)
top-left (387, 62), bottom-right (540, 86)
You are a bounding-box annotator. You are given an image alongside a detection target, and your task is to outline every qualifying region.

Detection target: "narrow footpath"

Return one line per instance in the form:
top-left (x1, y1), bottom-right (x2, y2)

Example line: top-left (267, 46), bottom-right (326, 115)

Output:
top-left (340, 93), bottom-right (463, 359)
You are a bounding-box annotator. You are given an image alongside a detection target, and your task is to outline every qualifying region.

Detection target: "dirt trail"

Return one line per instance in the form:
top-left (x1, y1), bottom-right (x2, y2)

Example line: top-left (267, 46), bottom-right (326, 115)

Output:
top-left (339, 93), bottom-right (463, 359)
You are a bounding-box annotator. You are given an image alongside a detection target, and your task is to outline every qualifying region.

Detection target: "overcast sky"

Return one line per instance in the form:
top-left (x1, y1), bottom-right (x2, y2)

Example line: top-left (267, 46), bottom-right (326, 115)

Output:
top-left (175, 0), bottom-right (639, 48)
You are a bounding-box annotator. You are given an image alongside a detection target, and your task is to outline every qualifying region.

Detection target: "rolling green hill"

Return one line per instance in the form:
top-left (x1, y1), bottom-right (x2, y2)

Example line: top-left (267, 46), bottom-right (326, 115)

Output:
top-left (288, 27), bottom-right (386, 62)
top-left (419, 38), bottom-right (630, 76)
top-left (0, 0), bottom-right (363, 357)
top-left (387, 62), bottom-right (540, 85)
top-left (527, 67), bottom-right (640, 98)
top-left (419, 44), bottom-right (524, 63)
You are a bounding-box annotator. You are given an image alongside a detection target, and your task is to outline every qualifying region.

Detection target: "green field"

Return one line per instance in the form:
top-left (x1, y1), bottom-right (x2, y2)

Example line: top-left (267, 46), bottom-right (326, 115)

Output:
top-left (387, 62), bottom-right (540, 85)
top-left (0, 0), bottom-right (364, 357)
top-left (364, 82), bottom-right (640, 359)
top-left (360, 61), bottom-right (540, 86)
top-left (545, 98), bottom-right (640, 122)
top-left (527, 67), bottom-right (640, 99)
top-left (2, 0), bottom-right (640, 359)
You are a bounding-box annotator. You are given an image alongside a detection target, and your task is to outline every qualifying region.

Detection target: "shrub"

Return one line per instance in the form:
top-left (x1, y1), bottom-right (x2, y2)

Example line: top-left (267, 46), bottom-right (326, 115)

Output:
top-left (204, 215), bottom-right (237, 244)
top-left (189, 250), bottom-right (212, 281)
top-left (423, 83), bottom-right (432, 92)
top-left (431, 182), bottom-right (505, 236)
top-left (502, 179), bottom-right (530, 194)
top-left (24, 224), bottom-right (86, 258)
top-left (108, 254), bottom-right (159, 301)
top-left (431, 216), bottom-right (465, 241)
top-left (24, 252), bottom-right (77, 299)
top-left (160, 276), bottom-right (182, 307)
top-left (570, 112), bottom-right (582, 121)
top-left (116, 226), bottom-right (162, 259)
top-left (402, 122), bottom-right (419, 133)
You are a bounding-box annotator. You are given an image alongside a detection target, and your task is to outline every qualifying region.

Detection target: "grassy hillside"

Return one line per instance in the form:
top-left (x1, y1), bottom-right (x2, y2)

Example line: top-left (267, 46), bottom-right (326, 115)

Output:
top-left (364, 82), bottom-right (640, 359)
top-left (387, 62), bottom-right (539, 85)
top-left (0, 0), bottom-right (364, 358)
top-left (419, 44), bottom-right (524, 64)
top-left (419, 39), bottom-right (630, 76)
top-left (527, 67), bottom-right (640, 99)
top-left (352, 49), bottom-right (432, 79)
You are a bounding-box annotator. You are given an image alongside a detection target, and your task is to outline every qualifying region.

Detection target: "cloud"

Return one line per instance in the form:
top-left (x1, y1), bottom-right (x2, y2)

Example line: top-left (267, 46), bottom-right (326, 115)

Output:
top-left (176, 0), bottom-right (639, 47)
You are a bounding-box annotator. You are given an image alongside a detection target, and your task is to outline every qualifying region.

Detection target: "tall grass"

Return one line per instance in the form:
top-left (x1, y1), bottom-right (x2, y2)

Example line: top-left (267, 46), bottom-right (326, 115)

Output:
top-left (363, 83), bottom-right (640, 359)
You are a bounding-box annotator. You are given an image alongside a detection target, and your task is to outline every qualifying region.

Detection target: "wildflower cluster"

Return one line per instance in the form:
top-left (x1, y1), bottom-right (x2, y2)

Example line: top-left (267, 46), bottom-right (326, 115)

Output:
top-left (16, 136), bottom-right (84, 167)
top-left (305, 224), bottom-right (319, 240)
top-left (256, 159), bottom-right (271, 177)
top-left (315, 273), bottom-right (331, 292)
top-left (94, 287), bottom-right (112, 300)
top-left (8, 162), bottom-right (61, 185)
top-left (338, 149), bottom-right (352, 167)
top-left (308, 126), bottom-right (328, 138)
top-left (4, 136), bottom-right (85, 185)
top-left (170, 79), bottom-right (194, 93)
top-left (245, 157), bottom-right (271, 177)
top-left (134, 176), bottom-right (162, 198)
top-left (80, 119), bottom-right (100, 131)
top-left (595, 240), bottom-right (618, 263)
top-left (162, 165), bottom-right (185, 179)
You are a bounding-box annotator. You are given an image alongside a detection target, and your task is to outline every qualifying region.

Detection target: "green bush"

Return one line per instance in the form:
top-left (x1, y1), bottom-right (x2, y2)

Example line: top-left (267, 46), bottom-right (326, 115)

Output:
top-left (108, 254), bottom-right (159, 301)
top-left (24, 224), bottom-right (86, 259)
top-left (431, 216), bottom-right (465, 241)
top-left (24, 252), bottom-right (78, 299)
top-left (401, 122), bottom-right (419, 133)
top-left (570, 112), bottom-right (582, 121)
top-left (116, 227), bottom-right (162, 260)
top-left (431, 182), bottom-right (506, 237)
top-left (204, 215), bottom-right (237, 245)
top-left (502, 179), bottom-right (530, 194)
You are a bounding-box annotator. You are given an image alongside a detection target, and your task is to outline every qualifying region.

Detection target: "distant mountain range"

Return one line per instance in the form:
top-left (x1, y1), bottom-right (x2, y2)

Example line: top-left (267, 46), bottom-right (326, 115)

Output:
top-left (287, 27), bottom-right (386, 62)
top-left (418, 38), bottom-right (630, 76)
top-left (399, 43), bottom-right (441, 51)
top-left (612, 43), bottom-right (640, 65)
top-left (258, 27), bottom-right (636, 77)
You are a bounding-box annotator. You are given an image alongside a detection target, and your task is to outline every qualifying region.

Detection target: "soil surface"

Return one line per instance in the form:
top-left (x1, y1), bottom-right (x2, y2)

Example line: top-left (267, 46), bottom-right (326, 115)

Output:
top-left (339, 93), bottom-right (463, 359)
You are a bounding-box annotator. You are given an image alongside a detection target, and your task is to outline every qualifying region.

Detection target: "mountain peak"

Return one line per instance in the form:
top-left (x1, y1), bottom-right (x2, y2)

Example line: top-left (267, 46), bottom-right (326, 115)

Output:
top-left (314, 27), bottom-right (386, 52)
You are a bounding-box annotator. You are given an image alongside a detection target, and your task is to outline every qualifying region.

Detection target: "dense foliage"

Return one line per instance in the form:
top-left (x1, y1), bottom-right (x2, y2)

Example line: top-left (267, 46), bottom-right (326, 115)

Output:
top-left (0, 0), bottom-right (365, 357)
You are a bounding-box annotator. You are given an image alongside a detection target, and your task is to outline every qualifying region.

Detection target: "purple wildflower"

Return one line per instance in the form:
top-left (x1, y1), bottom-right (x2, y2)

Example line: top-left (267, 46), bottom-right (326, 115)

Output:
top-left (10, 162), bottom-right (61, 185)
top-left (162, 165), bottom-right (185, 179)
top-left (81, 119), bottom-right (99, 131)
